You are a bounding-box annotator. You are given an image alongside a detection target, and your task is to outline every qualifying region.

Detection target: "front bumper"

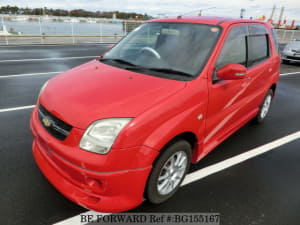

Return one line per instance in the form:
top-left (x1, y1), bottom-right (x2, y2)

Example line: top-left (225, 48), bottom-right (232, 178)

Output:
top-left (281, 52), bottom-right (300, 62)
top-left (30, 107), bottom-right (157, 212)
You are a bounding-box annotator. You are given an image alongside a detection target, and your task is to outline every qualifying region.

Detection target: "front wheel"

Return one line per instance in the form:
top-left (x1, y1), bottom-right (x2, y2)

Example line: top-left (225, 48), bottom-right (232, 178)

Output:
top-left (254, 89), bottom-right (274, 124)
top-left (146, 140), bottom-right (191, 204)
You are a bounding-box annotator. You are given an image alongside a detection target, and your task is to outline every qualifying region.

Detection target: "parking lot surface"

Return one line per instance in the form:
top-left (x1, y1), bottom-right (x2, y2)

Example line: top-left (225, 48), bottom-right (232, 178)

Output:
top-left (0, 44), bottom-right (300, 225)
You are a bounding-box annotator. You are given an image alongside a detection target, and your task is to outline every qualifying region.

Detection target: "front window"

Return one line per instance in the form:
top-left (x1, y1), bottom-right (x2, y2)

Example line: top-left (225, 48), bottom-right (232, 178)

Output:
top-left (216, 25), bottom-right (248, 69)
top-left (100, 22), bottom-right (221, 80)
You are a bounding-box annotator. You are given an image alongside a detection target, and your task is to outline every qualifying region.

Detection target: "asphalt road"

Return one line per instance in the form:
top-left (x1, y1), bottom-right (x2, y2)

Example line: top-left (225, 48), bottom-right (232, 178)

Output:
top-left (0, 44), bottom-right (300, 225)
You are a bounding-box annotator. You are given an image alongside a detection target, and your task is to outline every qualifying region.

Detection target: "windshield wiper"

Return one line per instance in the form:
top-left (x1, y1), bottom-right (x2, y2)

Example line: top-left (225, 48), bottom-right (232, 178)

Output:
top-left (100, 58), bottom-right (194, 77)
top-left (99, 58), bottom-right (137, 67)
top-left (146, 68), bottom-right (194, 77)
top-left (124, 66), bottom-right (194, 77)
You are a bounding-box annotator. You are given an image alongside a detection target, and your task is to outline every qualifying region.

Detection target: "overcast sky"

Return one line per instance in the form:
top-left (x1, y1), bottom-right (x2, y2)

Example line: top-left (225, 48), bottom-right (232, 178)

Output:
top-left (1, 0), bottom-right (299, 23)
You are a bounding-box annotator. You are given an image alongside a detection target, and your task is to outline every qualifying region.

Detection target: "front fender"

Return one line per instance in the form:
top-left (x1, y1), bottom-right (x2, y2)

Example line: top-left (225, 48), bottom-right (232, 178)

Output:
top-left (143, 103), bottom-right (206, 163)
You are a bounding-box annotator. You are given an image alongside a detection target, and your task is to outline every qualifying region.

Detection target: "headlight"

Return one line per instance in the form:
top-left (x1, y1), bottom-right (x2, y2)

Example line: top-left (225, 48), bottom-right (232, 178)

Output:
top-left (38, 81), bottom-right (49, 98)
top-left (79, 118), bottom-right (132, 154)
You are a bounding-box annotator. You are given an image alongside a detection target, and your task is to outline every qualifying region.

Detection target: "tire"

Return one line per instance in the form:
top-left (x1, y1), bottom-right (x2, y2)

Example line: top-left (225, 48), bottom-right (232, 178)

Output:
top-left (253, 89), bottom-right (274, 124)
top-left (146, 140), bottom-right (191, 204)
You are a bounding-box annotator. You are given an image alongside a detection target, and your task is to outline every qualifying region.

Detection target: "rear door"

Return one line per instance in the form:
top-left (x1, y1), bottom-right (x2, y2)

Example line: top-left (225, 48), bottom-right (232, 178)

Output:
top-left (241, 24), bottom-right (273, 112)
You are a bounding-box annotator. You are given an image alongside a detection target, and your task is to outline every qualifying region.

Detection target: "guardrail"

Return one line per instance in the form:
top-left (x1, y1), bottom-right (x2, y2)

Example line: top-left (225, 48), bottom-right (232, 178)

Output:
top-left (0, 34), bottom-right (125, 45)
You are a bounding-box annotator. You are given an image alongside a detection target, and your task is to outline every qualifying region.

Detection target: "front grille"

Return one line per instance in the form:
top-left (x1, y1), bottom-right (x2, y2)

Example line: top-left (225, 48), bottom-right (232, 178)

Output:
top-left (287, 55), bottom-right (300, 61)
top-left (38, 105), bottom-right (72, 141)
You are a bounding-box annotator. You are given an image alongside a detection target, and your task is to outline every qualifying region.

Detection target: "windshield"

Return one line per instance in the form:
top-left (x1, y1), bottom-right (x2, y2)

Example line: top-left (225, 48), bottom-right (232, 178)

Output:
top-left (288, 40), bottom-right (300, 49)
top-left (101, 22), bottom-right (221, 80)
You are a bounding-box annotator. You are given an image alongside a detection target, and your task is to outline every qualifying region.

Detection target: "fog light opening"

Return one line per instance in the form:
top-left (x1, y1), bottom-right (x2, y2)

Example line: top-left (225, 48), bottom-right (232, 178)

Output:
top-left (85, 177), bottom-right (104, 193)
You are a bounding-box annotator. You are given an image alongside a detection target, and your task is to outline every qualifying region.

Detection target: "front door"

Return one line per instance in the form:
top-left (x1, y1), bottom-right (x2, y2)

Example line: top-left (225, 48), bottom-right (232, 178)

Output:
top-left (204, 24), bottom-right (250, 153)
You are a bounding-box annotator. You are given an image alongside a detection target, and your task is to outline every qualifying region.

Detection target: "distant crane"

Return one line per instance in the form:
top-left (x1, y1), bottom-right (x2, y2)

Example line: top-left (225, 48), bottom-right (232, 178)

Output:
top-left (268, 5), bottom-right (276, 22)
top-left (277, 6), bottom-right (285, 28)
top-left (266, 5), bottom-right (276, 23)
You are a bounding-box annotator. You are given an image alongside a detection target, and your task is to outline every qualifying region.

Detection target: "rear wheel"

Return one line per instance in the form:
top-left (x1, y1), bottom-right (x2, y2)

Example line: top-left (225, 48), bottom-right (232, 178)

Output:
top-left (146, 140), bottom-right (191, 204)
top-left (254, 89), bottom-right (274, 124)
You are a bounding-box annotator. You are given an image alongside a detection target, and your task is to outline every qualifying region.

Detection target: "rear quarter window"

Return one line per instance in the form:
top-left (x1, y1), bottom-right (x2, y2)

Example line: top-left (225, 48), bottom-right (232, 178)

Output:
top-left (248, 35), bottom-right (269, 66)
top-left (247, 24), bottom-right (271, 67)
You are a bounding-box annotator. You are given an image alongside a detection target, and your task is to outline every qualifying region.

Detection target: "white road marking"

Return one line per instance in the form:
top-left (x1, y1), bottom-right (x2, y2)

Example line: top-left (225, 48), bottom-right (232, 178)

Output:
top-left (0, 55), bottom-right (97, 63)
top-left (0, 105), bottom-right (35, 113)
top-left (181, 130), bottom-right (300, 186)
top-left (280, 71), bottom-right (300, 76)
top-left (54, 130), bottom-right (300, 225)
top-left (0, 71), bottom-right (62, 78)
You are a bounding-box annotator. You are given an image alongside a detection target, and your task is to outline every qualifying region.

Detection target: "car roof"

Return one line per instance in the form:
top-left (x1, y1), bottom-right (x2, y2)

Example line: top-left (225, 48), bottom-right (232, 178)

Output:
top-left (147, 16), bottom-right (270, 27)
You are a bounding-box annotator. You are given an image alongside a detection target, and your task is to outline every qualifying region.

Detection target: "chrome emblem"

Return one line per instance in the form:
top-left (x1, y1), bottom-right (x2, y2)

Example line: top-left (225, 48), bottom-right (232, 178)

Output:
top-left (42, 117), bottom-right (51, 127)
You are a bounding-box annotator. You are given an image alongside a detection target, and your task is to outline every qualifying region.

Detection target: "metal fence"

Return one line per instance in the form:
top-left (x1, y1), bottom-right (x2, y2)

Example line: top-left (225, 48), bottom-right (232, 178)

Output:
top-left (1, 15), bottom-right (299, 45)
top-left (0, 15), bottom-right (142, 45)
top-left (276, 29), bottom-right (300, 43)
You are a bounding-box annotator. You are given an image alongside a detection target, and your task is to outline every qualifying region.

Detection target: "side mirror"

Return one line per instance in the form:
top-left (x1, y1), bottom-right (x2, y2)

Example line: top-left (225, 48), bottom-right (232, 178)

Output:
top-left (217, 64), bottom-right (247, 80)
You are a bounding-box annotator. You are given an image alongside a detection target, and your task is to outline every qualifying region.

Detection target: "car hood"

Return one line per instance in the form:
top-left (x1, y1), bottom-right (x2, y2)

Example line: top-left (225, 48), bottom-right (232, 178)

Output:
top-left (40, 60), bottom-right (186, 129)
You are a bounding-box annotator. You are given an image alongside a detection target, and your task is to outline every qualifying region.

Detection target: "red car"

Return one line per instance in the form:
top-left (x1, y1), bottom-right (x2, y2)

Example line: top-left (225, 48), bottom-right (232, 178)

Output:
top-left (30, 17), bottom-right (280, 212)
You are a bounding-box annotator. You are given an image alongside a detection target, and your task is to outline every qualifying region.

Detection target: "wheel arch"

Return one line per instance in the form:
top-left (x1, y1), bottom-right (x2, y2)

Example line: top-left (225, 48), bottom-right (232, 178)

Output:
top-left (152, 131), bottom-right (199, 165)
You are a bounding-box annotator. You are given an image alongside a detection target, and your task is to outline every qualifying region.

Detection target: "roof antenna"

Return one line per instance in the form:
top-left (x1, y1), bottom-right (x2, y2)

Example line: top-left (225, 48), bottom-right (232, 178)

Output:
top-left (177, 15), bottom-right (182, 19)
